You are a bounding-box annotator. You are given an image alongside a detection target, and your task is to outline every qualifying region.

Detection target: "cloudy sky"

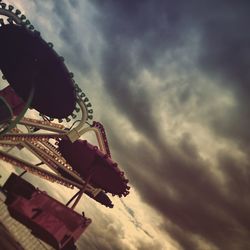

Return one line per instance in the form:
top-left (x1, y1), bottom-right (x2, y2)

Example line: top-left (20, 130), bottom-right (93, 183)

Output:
top-left (1, 0), bottom-right (250, 249)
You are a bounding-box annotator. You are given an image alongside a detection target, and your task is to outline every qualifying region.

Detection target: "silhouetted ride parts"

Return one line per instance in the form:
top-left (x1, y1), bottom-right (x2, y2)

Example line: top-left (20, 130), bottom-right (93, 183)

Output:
top-left (0, 4), bottom-right (130, 245)
top-left (0, 2), bottom-right (93, 124)
top-left (58, 139), bottom-right (130, 197)
top-left (0, 24), bottom-right (76, 118)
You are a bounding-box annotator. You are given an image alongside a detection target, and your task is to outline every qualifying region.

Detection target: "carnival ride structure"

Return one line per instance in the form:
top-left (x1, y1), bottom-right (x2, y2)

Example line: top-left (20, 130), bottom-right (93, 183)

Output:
top-left (0, 2), bottom-right (130, 249)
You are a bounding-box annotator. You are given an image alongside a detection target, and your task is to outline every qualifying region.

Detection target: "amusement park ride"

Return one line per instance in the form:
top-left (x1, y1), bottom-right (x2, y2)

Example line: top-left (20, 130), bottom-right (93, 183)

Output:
top-left (0, 2), bottom-right (129, 250)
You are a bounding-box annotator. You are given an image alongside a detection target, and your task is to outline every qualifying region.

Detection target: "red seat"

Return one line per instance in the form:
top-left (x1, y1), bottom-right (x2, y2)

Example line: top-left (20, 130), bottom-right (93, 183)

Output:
top-left (4, 174), bottom-right (91, 250)
top-left (0, 85), bottom-right (25, 116)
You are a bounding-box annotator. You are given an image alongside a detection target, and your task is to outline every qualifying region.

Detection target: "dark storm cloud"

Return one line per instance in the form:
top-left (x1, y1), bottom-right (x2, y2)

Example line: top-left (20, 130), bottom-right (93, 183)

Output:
top-left (33, 0), bottom-right (92, 73)
top-left (69, 0), bottom-right (79, 8)
top-left (108, 127), bottom-right (250, 250)
top-left (90, 0), bottom-right (250, 145)
top-left (89, 1), bottom-right (250, 249)
top-left (89, 0), bottom-right (189, 147)
top-left (197, 1), bottom-right (250, 147)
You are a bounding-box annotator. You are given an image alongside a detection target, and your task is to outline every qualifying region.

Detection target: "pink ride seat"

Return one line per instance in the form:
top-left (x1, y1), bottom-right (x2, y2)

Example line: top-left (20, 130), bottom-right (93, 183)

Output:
top-left (0, 85), bottom-right (25, 116)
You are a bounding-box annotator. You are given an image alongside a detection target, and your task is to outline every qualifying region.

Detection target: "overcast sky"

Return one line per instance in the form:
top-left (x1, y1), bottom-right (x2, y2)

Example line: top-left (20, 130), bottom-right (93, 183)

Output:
top-left (1, 1), bottom-right (250, 250)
